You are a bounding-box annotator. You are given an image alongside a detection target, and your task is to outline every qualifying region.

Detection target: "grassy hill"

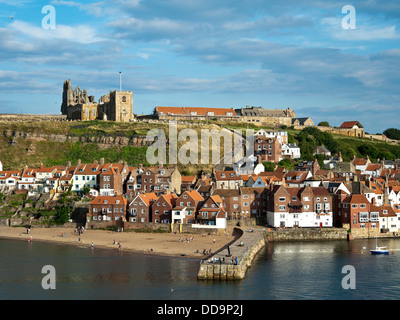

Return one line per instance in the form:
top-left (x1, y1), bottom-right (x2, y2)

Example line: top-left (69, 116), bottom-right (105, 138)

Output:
top-left (0, 120), bottom-right (399, 174)
top-left (0, 120), bottom-right (229, 175)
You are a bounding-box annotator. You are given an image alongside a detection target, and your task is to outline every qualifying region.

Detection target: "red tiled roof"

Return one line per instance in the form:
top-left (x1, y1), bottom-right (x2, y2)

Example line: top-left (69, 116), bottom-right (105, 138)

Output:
top-left (215, 171), bottom-right (242, 180)
top-left (342, 194), bottom-right (370, 204)
top-left (156, 106), bottom-right (236, 116)
top-left (90, 195), bottom-right (127, 205)
top-left (352, 158), bottom-right (367, 165)
top-left (371, 205), bottom-right (396, 217)
top-left (340, 121), bottom-right (363, 129)
top-left (138, 193), bottom-right (158, 206)
top-left (181, 176), bottom-right (196, 182)
top-left (185, 190), bottom-right (204, 201)
top-left (366, 164), bottom-right (381, 171)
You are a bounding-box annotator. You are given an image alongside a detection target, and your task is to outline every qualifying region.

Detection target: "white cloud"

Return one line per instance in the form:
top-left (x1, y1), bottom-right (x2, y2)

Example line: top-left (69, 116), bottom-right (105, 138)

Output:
top-left (9, 20), bottom-right (104, 44)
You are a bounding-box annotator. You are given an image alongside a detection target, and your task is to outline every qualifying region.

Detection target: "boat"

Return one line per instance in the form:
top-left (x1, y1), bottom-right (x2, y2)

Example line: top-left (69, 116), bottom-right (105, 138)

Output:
top-left (370, 237), bottom-right (389, 255)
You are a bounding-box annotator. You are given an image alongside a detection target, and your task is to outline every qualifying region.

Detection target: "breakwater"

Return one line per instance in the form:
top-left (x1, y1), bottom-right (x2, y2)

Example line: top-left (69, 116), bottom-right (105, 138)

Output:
top-left (197, 227), bottom-right (348, 281)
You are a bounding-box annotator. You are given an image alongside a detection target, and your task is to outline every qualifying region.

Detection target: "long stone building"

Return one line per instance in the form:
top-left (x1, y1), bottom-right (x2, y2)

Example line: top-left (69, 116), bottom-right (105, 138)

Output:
top-left (61, 79), bottom-right (134, 122)
top-left (235, 106), bottom-right (296, 127)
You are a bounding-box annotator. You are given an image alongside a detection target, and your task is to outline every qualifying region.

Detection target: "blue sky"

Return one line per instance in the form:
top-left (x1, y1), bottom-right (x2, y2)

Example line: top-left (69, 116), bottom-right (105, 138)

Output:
top-left (0, 0), bottom-right (399, 133)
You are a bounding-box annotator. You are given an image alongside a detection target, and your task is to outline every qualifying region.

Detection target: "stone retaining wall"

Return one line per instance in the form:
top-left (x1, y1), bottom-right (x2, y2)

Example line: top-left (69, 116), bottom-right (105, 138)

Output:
top-left (264, 228), bottom-right (348, 241)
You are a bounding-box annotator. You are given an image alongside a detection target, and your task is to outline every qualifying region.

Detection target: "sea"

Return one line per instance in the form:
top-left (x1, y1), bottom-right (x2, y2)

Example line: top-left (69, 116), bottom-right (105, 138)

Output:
top-left (1, 237), bottom-right (400, 300)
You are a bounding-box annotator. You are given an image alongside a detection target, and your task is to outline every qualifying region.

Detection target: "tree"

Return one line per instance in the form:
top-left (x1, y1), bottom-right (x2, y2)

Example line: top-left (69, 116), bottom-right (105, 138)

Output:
top-left (262, 162), bottom-right (276, 172)
top-left (278, 158), bottom-right (294, 171)
top-left (318, 121), bottom-right (330, 127)
top-left (54, 204), bottom-right (72, 225)
top-left (81, 185), bottom-right (91, 196)
top-left (383, 128), bottom-right (400, 140)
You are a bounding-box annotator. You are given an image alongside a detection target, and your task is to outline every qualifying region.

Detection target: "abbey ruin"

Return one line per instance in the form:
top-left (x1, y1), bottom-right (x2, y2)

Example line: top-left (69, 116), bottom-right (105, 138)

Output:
top-left (60, 79), bottom-right (134, 122)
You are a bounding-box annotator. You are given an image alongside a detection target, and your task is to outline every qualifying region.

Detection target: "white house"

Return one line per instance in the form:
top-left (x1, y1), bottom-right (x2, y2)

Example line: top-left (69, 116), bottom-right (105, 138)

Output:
top-left (375, 205), bottom-right (399, 233)
top-left (254, 129), bottom-right (288, 144)
top-left (388, 188), bottom-right (400, 206)
top-left (282, 143), bottom-right (301, 159)
top-left (73, 164), bottom-right (101, 193)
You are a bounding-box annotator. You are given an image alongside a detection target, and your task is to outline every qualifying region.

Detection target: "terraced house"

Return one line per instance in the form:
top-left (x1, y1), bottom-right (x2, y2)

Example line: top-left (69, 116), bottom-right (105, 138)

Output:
top-left (266, 185), bottom-right (333, 228)
top-left (88, 195), bottom-right (128, 223)
top-left (128, 192), bottom-right (158, 223)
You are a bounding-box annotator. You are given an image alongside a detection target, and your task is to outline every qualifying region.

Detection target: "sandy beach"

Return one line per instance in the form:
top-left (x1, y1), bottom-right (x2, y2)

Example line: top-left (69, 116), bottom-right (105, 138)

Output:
top-left (0, 226), bottom-right (233, 259)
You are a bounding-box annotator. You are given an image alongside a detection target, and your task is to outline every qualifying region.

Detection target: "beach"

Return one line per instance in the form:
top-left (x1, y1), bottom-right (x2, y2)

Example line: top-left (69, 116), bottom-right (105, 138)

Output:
top-left (0, 226), bottom-right (233, 259)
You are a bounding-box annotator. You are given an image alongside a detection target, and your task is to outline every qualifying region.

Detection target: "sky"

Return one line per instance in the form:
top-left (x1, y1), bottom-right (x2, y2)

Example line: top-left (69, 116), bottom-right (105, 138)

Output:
top-left (0, 0), bottom-right (399, 133)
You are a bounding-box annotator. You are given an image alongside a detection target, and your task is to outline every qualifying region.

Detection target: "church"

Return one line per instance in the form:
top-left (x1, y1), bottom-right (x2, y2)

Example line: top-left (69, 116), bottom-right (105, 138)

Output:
top-left (60, 79), bottom-right (134, 122)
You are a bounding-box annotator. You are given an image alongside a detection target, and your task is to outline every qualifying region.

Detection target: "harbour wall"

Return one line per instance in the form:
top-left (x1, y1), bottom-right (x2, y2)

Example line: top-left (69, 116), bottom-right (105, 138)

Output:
top-left (197, 227), bottom-right (348, 281)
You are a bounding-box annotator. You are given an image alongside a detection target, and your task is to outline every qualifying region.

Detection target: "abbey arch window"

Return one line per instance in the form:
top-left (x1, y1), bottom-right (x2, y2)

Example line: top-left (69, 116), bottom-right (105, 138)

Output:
top-left (122, 96), bottom-right (126, 102)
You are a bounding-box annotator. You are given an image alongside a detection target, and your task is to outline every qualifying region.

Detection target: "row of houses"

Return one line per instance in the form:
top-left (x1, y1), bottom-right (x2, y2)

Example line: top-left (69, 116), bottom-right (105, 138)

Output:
top-left (1, 154), bottom-right (400, 234)
top-left (86, 154), bottom-right (400, 232)
top-left (0, 159), bottom-right (182, 197)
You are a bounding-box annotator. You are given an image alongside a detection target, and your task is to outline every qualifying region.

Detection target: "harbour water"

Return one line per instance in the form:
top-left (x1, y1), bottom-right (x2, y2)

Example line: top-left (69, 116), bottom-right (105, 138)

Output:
top-left (2, 237), bottom-right (400, 300)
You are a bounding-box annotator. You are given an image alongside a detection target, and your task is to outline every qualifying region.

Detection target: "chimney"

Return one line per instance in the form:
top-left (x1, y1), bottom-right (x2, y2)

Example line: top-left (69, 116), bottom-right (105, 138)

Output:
top-left (100, 158), bottom-right (105, 166)
top-left (159, 161), bottom-right (163, 169)
top-left (66, 160), bottom-right (71, 168)
top-left (338, 152), bottom-right (343, 162)
top-left (40, 163), bottom-right (43, 168)
top-left (257, 155), bottom-right (262, 165)
top-left (94, 160), bottom-right (98, 165)
top-left (77, 159), bottom-right (81, 166)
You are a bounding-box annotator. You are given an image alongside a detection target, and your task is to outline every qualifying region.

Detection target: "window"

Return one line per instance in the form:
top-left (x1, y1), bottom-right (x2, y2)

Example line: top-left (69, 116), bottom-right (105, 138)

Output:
top-left (303, 197), bottom-right (310, 201)
top-left (352, 204), bottom-right (358, 208)
top-left (359, 212), bottom-right (368, 222)
top-left (279, 197), bottom-right (286, 202)
top-left (279, 205), bottom-right (286, 211)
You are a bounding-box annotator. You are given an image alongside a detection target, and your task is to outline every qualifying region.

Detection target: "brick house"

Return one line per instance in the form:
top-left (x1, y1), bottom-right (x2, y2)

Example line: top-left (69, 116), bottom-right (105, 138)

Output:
top-left (171, 190), bottom-right (204, 224)
top-left (240, 187), bottom-right (268, 219)
top-left (151, 193), bottom-right (178, 223)
top-left (254, 136), bottom-right (282, 163)
top-left (214, 171), bottom-right (243, 190)
top-left (88, 195), bottom-right (128, 223)
top-left (337, 194), bottom-right (378, 230)
top-left (128, 192), bottom-right (158, 223)
top-left (181, 176), bottom-right (197, 192)
top-left (266, 185), bottom-right (332, 228)
top-left (99, 167), bottom-right (123, 196)
top-left (212, 189), bottom-right (241, 220)
top-left (197, 195), bottom-right (226, 226)
top-left (141, 165), bottom-right (181, 195)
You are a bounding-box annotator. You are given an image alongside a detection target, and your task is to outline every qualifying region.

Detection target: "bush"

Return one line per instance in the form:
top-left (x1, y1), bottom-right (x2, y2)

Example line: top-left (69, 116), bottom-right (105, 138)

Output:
top-left (383, 128), bottom-right (400, 140)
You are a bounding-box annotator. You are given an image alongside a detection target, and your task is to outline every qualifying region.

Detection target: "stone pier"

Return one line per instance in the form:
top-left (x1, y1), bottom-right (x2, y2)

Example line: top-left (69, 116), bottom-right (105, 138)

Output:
top-left (197, 227), bottom-right (267, 281)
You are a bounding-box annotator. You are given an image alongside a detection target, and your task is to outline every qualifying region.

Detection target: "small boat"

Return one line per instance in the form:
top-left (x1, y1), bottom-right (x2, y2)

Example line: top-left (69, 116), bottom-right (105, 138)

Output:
top-left (370, 237), bottom-right (389, 255)
top-left (370, 246), bottom-right (389, 255)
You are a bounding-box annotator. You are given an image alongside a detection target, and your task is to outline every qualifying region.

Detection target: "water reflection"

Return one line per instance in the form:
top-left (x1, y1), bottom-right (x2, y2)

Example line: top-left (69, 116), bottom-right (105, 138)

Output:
top-left (2, 238), bottom-right (400, 300)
